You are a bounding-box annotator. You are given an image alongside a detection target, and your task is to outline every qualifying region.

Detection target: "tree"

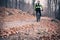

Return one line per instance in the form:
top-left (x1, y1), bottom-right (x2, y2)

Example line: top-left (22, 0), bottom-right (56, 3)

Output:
top-left (15, 0), bottom-right (17, 9)
top-left (32, 0), bottom-right (35, 15)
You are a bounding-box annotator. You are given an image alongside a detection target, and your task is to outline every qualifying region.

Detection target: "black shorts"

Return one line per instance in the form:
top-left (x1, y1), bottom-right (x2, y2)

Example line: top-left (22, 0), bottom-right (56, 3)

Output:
top-left (36, 8), bottom-right (41, 16)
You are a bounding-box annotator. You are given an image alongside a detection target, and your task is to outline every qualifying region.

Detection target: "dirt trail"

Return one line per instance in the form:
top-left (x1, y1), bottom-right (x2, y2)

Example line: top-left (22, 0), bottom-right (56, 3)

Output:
top-left (1, 17), bottom-right (60, 40)
top-left (4, 18), bottom-right (36, 28)
top-left (3, 17), bottom-right (52, 28)
top-left (0, 8), bottom-right (60, 40)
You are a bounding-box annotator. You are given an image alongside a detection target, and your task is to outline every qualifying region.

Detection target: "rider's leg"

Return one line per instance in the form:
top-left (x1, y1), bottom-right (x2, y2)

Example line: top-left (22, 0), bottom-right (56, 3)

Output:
top-left (38, 16), bottom-right (40, 21)
top-left (36, 11), bottom-right (39, 22)
top-left (38, 11), bottom-right (41, 22)
top-left (37, 15), bottom-right (39, 22)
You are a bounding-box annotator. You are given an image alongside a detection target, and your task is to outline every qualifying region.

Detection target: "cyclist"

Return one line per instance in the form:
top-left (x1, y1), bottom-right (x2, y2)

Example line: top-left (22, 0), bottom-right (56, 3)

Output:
top-left (34, 1), bottom-right (43, 22)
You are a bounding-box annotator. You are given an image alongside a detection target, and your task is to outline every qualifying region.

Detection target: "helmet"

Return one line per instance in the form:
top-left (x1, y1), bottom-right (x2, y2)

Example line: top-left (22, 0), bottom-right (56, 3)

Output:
top-left (37, 0), bottom-right (40, 3)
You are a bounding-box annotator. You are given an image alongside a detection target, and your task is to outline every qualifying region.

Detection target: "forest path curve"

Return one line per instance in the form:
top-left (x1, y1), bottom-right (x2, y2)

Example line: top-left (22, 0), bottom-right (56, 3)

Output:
top-left (3, 17), bottom-right (50, 28)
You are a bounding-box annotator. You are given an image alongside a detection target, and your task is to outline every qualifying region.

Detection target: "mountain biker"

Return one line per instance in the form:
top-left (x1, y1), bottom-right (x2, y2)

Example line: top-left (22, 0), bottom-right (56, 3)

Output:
top-left (34, 1), bottom-right (43, 22)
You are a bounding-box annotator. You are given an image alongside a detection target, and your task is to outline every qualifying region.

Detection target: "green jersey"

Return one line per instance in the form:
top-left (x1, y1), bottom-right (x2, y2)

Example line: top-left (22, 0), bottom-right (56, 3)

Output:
top-left (34, 3), bottom-right (43, 11)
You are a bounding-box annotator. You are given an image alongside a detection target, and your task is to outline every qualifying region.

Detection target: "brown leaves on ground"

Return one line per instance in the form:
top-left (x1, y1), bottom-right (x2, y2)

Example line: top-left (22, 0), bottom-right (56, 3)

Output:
top-left (0, 18), bottom-right (60, 38)
top-left (0, 7), bottom-right (34, 22)
top-left (0, 7), bottom-right (60, 40)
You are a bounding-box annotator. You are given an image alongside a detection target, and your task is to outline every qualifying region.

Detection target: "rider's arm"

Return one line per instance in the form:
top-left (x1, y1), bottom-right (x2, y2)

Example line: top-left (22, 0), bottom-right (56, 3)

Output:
top-left (40, 5), bottom-right (43, 11)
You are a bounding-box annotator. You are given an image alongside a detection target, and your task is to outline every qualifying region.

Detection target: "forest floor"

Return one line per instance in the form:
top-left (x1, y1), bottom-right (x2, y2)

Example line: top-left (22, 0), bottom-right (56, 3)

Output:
top-left (0, 7), bottom-right (60, 40)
